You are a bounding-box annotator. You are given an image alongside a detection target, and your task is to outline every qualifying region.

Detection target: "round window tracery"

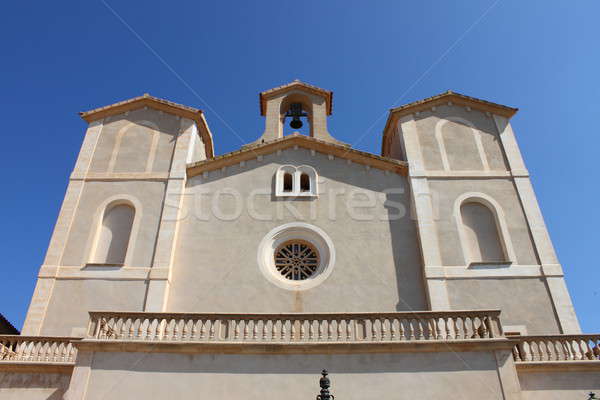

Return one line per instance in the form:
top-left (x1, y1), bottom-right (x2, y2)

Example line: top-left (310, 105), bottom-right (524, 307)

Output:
top-left (274, 240), bottom-right (320, 280)
top-left (257, 222), bottom-right (335, 290)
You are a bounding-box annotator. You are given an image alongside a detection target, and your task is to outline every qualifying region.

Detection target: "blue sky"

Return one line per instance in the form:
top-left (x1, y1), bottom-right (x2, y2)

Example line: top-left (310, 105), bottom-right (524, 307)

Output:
top-left (1, 1), bottom-right (598, 332)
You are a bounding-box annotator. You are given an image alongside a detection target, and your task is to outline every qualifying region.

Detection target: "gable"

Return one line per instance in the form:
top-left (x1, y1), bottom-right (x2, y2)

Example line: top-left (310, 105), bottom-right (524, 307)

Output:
top-left (187, 134), bottom-right (407, 178)
top-left (80, 94), bottom-right (214, 158)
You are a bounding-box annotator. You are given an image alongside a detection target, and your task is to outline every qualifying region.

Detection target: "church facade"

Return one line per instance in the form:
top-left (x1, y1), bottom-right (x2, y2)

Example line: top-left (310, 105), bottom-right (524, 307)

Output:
top-left (1, 81), bottom-right (598, 399)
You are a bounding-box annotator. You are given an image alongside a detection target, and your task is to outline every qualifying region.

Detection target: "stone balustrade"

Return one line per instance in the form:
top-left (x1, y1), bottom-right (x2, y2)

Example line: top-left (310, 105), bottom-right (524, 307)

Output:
top-left (87, 310), bottom-right (503, 343)
top-left (510, 334), bottom-right (600, 362)
top-left (0, 336), bottom-right (78, 364)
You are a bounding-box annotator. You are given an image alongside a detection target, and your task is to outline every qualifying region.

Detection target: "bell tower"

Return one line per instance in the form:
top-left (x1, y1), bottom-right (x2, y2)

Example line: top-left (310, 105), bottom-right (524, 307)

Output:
top-left (250, 80), bottom-right (345, 146)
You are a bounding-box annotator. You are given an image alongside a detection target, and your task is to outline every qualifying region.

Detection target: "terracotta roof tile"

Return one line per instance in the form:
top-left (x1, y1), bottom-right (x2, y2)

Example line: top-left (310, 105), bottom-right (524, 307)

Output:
top-left (187, 133), bottom-right (407, 177)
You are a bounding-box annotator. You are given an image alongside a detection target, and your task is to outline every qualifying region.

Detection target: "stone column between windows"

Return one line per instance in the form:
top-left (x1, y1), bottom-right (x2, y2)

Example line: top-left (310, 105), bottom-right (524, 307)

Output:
top-left (144, 118), bottom-right (197, 311)
top-left (22, 120), bottom-right (104, 335)
top-left (493, 115), bottom-right (581, 334)
top-left (398, 114), bottom-right (450, 310)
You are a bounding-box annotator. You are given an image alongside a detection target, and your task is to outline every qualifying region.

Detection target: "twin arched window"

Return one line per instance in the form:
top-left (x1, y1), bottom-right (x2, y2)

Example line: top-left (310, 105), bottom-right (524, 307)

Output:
top-left (276, 165), bottom-right (317, 197)
top-left (92, 203), bottom-right (135, 265)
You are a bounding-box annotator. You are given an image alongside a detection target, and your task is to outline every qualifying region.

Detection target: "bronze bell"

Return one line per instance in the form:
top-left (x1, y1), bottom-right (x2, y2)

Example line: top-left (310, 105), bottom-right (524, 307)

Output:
top-left (286, 103), bottom-right (307, 129)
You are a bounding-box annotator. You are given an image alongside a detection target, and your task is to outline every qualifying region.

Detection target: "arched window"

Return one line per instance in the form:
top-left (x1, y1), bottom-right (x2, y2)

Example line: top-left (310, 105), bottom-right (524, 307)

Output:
top-left (460, 202), bottom-right (504, 263)
top-left (275, 165), bottom-right (318, 197)
top-left (283, 172), bottom-right (293, 192)
top-left (93, 203), bottom-right (135, 265)
top-left (300, 173), bottom-right (310, 192)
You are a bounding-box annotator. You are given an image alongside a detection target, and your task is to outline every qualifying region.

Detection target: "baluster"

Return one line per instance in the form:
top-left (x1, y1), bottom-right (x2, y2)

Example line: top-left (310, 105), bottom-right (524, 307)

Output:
top-left (118, 318), bottom-right (127, 339)
top-left (242, 320), bottom-right (249, 340)
top-left (63, 343), bottom-right (70, 362)
top-left (42, 342), bottom-right (49, 362)
top-left (291, 320), bottom-right (297, 341)
top-left (408, 319), bottom-right (416, 340)
top-left (190, 319), bottom-right (198, 340)
top-left (446, 317), bottom-right (453, 340)
top-left (473, 317), bottom-right (481, 339)
top-left (209, 319), bottom-right (216, 340)
top-left (455, 317), bottom-right (463, 339)
top-left (546, 340), bottom-right (554, 361)
top-left (146, 318), bottom-right (154, 340)
top-left (136, 318), bottom-right (143, 340)
top-left (181, 319), bottom-right (189, 341)
top-left (318, 320), bottom-right (324, 340)
top-left (380, 318), bottom-right (387, 341)
top-left (234, 320), bottom-right (241, 340)
top-left (399, 319), bottom-right (406, 341)
top-left (565, 339), bottom-right (575, 360)
top-left (252, 320), bottom-right (259, 340)
top-left (33, 342), bottom-right (41, 362)
top-left (337, 319), bottom-right (342, 341)
top-left (346, 319), bottom-right (352, 341)
top-left (419, 319), bottom-right (426, 340)
top-left (262, 320), bottom-right (268, 341)
top-left (272, 320), bottom-right (278, 341)
top-left (480, 317), bottom-right (489, 338)
top-left (126, 318), bottom-right (133, 339)
top-left (300, 320), bottom-right (306, 341)
top-left (281, 320), bottom-right (287, 341)
top-left (328, 320), bottom-right (334, 340)
top-left (370, 319), bottom-right (377, 341)
top-left (574, 339), bottom-right (584, 360)
top-left (308, 319), bottom-right (315, 340)
top-left (171, 319), bottom-right (179, 341)
top-left (197, 319), bottom-right (206, 340)
top-left (390, 319), bottom-right (396, 340)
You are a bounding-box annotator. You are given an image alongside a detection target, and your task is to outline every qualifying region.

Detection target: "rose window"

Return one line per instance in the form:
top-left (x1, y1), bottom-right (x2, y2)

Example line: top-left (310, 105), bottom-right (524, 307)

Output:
top-left (274, 240), bottom-right (320, 280)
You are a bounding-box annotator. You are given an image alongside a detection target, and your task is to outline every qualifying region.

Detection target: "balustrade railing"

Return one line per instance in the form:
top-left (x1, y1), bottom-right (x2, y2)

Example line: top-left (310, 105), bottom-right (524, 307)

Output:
top-left (0, 336), bottom-right (78, 363)
top-left (87, 310), bottom-right (503, 343)
top-left (511, 334), bottom-right (600, 362)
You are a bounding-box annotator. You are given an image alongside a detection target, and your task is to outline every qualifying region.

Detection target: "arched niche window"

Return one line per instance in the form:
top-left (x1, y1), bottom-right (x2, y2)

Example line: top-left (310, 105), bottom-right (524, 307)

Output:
top-left (461, 202), bottom-right (504, 263)
top-left (92, 203), bottom-right (135, 265)
top-left (458, 198), bottom-right (515, 265)
top-left (275, 165), bottom-right (318, 197)
top-left (110, 121), bottom-right (159, 174)
top-left (435, 117), bottom-right (489, 172)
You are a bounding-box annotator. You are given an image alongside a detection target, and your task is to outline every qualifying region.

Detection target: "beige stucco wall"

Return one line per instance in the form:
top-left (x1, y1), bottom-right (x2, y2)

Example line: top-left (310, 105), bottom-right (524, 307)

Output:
top-left (428, 178), bottom-right (538, 266)
top-left (60, 180), bottom-right (166, 268)
top-left (0, 371), bottom-right (70, 400)
top-left (518, 369), bottom-right (600, 400)
top-left (167, 147), bottom-right (427, 313)
top-left (41, 279), bottom-right (147, 336)
top-left (413, 105), bottom-right (508, 172)
top-left (447, 278), bottom-right (560, 334)
top-left (79, 350), bottom-right (507, 400)
top-left (88, 108), bottom-right (180, 174)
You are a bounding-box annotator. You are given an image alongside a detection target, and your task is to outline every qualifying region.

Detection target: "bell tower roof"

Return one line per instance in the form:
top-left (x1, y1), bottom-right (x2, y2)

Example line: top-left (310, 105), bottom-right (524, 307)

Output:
top-left (259, 80), bottom-right (333, 116)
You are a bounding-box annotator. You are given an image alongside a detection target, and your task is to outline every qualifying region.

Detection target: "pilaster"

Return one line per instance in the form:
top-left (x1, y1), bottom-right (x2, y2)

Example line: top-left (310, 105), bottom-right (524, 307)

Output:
top-left (494, 116), bottom-right (580, 333)
top-left (144, 118), bottom-right (197, 311)
top-left (398, 114), bottom-right (450, 310)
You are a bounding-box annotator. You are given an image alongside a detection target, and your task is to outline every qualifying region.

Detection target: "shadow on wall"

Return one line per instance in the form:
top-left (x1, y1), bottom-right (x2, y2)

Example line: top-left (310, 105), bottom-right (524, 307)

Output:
top-left (384, 189), bottom-right (428, 311)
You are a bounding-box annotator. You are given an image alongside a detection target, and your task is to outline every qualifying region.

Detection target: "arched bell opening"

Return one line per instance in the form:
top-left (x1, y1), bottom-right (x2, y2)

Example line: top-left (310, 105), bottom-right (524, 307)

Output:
top-left (279, 93), bottom-right (314, 137)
